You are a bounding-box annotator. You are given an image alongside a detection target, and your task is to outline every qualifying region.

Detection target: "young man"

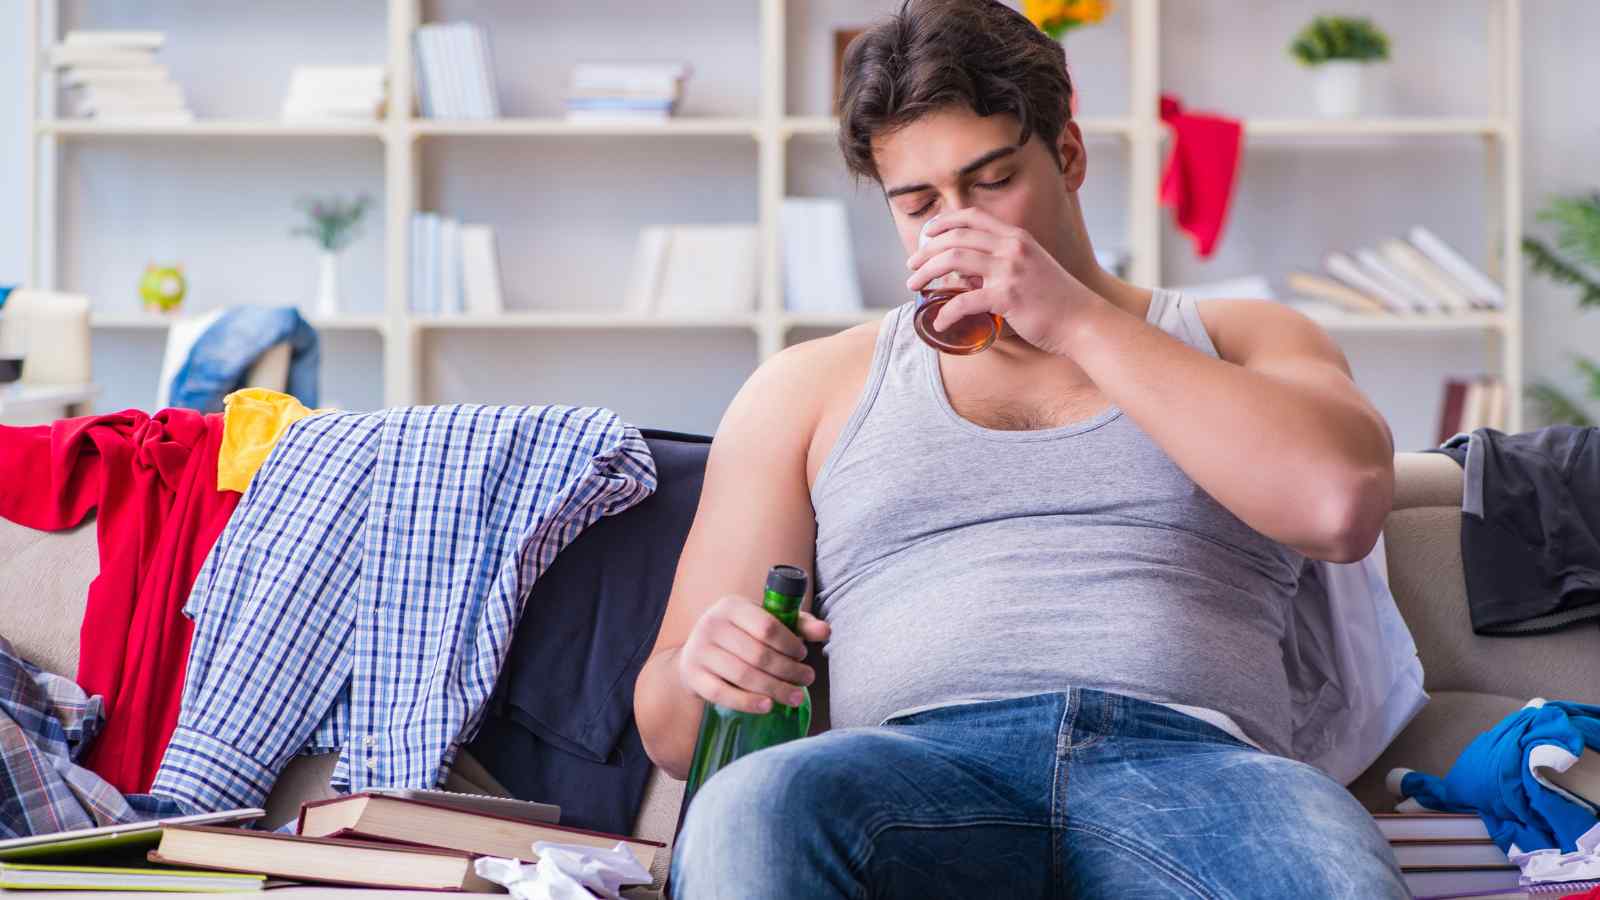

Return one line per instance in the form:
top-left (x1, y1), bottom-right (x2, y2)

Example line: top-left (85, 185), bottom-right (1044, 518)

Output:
top-left (635, 1), bottom-right (1404, 896)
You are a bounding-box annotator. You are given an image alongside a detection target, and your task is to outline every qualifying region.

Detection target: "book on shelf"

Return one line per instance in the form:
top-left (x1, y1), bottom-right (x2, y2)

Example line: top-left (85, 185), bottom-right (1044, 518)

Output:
top-left (1284, 271), bottom-right (1390, 315)
top-left (148, 825), bottom-right (498, 892)
top-left (0, 808), bottom-right (263, 861)
top-left (567, 61), bottom-right (690, 121)
top-left (781, 197), bottom-right (864, 316)
top-left (281, 65), bottom-right (386, 120)
top-left (458, 226), bottom-right (505, 316)
top-left (652, 224), bottom-right (760, 318)
top-left (0, 862), bottom-right (264, 893)
top-left (1412, 225), bottom-right (1507, 310)
top-left (410, 214), bottom-right (504, 317)
top-left (63, 30), bottom-right (165, 50)
top-left (48, 45), bottom-right (157, 68)
top-left (1381, 239), bottom-right (1475, 313)
top-left (1437, 376), bottom-right (1507, 442)
top-left (53, 32), bottom-right (192, 122)
top-left (625, 226), bottom-right (672, 315)
top-left (297, 791), bottom-right (664, 872)
top-left (1326, 252), bottom-right (1417, 315)
top-left (1356, 247), bottom-right (1441, 313)
top-left (413, 22), bottom-right (498, 119)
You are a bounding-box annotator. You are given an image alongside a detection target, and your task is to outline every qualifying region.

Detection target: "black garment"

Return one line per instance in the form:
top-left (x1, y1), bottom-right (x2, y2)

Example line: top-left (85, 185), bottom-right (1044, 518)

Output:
top-left (1424, 426), bottom-right (1600, 635)
top-left (468, 430), bottom-right (711, 835)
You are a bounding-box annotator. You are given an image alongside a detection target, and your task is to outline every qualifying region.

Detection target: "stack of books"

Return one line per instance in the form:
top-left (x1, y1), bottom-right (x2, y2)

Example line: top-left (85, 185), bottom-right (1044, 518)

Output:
top-left (566, 62), bottom-right (691, 123)
top-left (0, 791), bottom-right (662, 893)
top-left (413, 22), bottom-right (499, 119)
top-left (51, 31), bottom-right (193, 123)
top-left (1284, 225), bottom-right (1506, 318)
top-left (409, 212), bottom-right (505, 317)
top-left (1376, 811), bottom-right (1600, 899)
top-left (281, 66), bottom-right (387, 121)
top-left (1437, 376), bottom-right (1509, 443)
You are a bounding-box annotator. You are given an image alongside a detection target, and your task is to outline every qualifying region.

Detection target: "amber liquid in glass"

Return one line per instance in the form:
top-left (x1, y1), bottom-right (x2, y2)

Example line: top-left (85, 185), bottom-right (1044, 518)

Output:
top-left (913, 287), bottom-right (1004, 355)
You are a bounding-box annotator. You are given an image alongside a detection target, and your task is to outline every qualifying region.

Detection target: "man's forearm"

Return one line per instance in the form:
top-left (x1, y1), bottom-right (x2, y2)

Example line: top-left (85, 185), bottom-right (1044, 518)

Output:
top-left (1060, 302), bottom-right (1394, 562)
top-left (635, 647), bottom-right (705, 782)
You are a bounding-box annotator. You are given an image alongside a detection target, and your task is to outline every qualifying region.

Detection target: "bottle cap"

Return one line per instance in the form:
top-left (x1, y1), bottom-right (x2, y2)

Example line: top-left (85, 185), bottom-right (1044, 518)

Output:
top-left (766, 565), bottom-right (808, 598)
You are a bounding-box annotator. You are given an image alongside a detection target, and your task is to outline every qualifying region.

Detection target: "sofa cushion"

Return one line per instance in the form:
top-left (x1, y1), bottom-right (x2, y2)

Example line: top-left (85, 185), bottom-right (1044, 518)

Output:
top-left (1346, 690), bottom-right (1527, 813)
top-left (0, 517), bottom-right (95, 676)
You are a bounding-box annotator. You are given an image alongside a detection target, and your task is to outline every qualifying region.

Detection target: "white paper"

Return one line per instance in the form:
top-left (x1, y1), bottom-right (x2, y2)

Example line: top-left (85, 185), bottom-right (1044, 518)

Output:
top-left (474, 841), bottom-right (652, 900)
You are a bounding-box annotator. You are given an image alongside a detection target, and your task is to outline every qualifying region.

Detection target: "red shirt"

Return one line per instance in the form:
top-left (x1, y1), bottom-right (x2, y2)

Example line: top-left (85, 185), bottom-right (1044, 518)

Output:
top-left (0, 409), bottom-right (237, 793)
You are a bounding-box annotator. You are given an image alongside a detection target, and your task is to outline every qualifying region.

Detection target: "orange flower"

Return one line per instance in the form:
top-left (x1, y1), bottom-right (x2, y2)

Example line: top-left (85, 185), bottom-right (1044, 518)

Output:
top-left (1025, 0), bottom-right (1112, 39)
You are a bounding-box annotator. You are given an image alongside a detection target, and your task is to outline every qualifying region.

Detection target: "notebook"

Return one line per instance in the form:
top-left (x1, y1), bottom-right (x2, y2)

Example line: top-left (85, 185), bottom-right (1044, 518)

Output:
top-left (0, 862), bottom-right (263, 892)
top-left (0, 809), bottom-right (264, 861)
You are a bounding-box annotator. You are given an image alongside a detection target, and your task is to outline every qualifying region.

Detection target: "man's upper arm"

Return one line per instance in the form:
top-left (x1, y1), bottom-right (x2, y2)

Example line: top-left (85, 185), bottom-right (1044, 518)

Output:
top-left (1198, 299), bottom-right (1390, 444)
top-left (647, 346), bottom-right (825, 659)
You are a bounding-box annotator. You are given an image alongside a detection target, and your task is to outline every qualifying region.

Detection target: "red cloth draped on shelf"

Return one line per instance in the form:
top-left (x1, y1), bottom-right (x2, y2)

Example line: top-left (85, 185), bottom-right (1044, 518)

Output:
top-left (1159, 94), bottom-right (1244, 259)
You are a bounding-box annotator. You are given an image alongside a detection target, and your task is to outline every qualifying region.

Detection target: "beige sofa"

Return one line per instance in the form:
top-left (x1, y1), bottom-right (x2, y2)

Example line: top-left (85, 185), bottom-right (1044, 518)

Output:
top-left (3, 451), bottom-right (1597, 897)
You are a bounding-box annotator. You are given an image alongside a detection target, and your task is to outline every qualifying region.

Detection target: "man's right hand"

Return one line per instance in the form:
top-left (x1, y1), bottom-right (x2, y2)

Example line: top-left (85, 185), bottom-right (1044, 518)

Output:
top-left (676, 595), bottom-right (831, 714)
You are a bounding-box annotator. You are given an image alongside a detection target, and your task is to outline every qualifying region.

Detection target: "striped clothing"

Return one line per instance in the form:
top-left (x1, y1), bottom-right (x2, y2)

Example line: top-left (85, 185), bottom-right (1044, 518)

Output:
top-left (152, 405), bottom-right (655, 812)
top-left (0, 636), bottom-right (179, 837)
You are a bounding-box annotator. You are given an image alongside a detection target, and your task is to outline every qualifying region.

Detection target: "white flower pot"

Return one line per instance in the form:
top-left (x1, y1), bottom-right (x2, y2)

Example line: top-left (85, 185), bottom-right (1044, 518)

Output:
top-left (1313, 61), bottom-right (1365, 118)
top-left (315, 251), bottom-right (340, 319)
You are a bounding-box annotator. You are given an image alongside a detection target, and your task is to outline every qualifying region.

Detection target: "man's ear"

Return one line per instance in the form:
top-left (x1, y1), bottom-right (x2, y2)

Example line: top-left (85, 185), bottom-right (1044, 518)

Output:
top-left (1056, 120), bottom-right (1087, 191)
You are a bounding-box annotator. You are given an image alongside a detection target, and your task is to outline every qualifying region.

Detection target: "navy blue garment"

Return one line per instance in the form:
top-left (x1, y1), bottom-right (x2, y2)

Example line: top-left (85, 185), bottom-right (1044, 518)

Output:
top-left (168, 307), bottom-right (321, 413)
top-left (469, 430), bottom-right (710, 836)
top-left (1425, 426), bottom-right (1600, 635)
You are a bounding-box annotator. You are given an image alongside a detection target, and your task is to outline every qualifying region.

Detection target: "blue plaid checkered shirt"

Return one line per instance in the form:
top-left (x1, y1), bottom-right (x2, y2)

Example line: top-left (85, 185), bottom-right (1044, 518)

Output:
top-left (151, 405), bottom-right (655, 812)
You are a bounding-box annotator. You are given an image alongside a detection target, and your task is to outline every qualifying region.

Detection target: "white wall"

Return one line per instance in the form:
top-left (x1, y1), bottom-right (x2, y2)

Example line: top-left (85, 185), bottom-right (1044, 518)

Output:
top-left (3, 1), bottom-right (1597, 446)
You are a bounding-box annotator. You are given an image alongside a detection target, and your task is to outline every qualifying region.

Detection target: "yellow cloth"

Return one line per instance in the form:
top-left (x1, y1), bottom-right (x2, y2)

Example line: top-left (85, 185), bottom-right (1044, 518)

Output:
top-left (217, 388), bottom-right (334, 493)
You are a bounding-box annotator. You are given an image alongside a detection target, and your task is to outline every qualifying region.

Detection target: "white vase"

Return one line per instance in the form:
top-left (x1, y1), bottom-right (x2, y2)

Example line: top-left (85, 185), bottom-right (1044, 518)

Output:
top-left (1313, 61), bottom-right (1365, 118)
top-left (315, 251), bottom-right (339, 319)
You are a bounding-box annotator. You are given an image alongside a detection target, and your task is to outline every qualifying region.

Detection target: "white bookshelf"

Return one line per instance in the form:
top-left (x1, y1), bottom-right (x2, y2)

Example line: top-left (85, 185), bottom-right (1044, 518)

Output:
top-left (22, 0), bottom-right (1524, 432)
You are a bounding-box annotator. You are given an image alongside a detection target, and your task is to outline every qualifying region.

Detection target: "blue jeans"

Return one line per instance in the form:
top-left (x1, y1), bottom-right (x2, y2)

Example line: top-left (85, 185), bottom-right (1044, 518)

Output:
top-left (669, 689), bottom-right (1406, 899)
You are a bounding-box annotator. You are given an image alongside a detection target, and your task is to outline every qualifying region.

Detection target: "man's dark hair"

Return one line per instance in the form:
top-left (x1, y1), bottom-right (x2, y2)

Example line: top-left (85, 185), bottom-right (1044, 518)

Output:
top-left (837, 0), bottom-right (1074, 186)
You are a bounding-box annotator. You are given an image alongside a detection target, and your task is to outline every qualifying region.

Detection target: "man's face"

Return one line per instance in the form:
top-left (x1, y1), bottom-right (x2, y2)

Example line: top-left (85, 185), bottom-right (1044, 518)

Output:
top-left (871, 104), bottom-right (1082, 258)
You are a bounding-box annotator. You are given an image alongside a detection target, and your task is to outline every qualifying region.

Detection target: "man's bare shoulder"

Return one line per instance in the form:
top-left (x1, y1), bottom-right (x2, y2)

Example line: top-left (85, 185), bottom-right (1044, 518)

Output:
top-left (1190, 298), bottom-right (1345, 370)
top-left (748, 318), bottom-right (883, 408)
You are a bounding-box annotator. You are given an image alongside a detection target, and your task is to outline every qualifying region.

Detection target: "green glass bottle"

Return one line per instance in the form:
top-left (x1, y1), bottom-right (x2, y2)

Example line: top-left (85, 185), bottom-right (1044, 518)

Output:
top-left (682, 565), bottom-right (813, 807)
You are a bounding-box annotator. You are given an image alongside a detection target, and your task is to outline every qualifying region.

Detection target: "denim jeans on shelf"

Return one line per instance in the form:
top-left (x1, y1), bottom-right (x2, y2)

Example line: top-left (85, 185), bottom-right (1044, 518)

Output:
top-left (668, 688), bottom-right (1407, 899)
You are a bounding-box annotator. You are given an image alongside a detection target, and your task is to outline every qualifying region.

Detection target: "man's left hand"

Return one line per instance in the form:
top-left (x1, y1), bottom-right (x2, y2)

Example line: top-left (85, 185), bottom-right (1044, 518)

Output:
top-left (904, 207), bottom-right (1110, 357)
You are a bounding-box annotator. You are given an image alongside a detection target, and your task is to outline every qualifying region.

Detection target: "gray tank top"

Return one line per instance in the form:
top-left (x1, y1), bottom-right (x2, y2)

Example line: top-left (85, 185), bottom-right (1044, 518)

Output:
top-left (810, 290), bottom-right (1304, 755)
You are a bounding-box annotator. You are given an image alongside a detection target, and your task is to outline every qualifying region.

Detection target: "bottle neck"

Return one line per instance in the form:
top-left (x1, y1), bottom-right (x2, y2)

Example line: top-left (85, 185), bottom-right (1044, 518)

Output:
top-left (762, 588), bottom-right (802, 634)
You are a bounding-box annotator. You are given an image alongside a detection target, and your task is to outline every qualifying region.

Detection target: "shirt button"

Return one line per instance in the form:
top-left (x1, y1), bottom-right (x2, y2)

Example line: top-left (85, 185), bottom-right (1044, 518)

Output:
top-left (365, 757), bottom-right (377, 770)
top-left (363, 736), bottom-right (376, 748)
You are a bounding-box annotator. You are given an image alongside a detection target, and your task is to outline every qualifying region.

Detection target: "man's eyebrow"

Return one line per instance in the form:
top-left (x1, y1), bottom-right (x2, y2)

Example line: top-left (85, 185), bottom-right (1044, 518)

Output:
top-left (883, 145), bottom-right (1019, 199)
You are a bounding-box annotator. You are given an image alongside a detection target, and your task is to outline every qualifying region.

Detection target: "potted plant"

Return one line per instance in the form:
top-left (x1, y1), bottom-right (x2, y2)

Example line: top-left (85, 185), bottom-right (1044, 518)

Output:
top-left (1289, 15), bottom-right (1390, 118)
top-left (1524, 191), bottom-right (1600, 426)
top-left (292, 193), bottom-right (372, 319)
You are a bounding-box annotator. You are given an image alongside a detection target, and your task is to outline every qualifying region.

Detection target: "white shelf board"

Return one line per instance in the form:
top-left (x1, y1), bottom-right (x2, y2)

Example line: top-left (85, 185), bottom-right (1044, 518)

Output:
top-left (0, 383), bottom-right (99, 419)
top-left (1242, 118), bottom-right (1506, 138)
top-left (412, 118), bottom-right (762, 138)
top-left (90, 313), bottom-right (386, 332)
top-left (782, 115), bottom-right (1136, 139)
top-left (781, 310), bottom-right (887, 330)
top-left (415, 312), bottom-right (761, 330)
top-left (38, 119), bottom-right (385, 138)
top-left (1301, 311), bottom-right (1507, 332)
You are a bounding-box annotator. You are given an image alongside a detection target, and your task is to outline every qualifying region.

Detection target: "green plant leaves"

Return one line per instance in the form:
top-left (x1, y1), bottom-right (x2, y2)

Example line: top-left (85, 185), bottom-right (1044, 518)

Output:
top-left (1289, 16), bottom-right (1391, 65)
